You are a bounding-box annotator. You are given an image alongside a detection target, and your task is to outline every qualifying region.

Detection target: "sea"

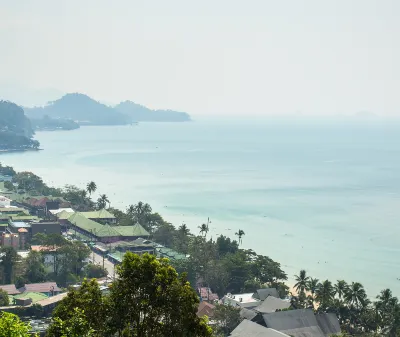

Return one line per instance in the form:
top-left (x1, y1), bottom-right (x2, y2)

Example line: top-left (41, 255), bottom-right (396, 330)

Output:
top-left (1, 116), bottom-right (400, 297)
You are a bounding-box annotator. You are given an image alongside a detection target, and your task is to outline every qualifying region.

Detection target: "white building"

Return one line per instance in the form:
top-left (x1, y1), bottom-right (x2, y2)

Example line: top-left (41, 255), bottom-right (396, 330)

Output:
top-left (0, 195), bottom-right (12, 208)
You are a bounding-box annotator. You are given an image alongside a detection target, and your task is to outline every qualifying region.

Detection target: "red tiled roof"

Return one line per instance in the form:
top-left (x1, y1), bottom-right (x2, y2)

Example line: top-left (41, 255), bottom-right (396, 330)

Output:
top-left (197, 301), bottom-right (215, 318)
top-left (0, 284), bottom-right (21, 295)
top-left (19, 282), bottom-right (61, 293)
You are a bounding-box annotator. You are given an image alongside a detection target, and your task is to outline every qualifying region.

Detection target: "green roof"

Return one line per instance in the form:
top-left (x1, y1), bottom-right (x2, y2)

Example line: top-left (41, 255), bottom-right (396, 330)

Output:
top-left (0, 207), bottom-right (27, 213)
top-left (68, 213), bottom-right (120, 238)
top-left (14, 292), bottom-right (49, 303)
top-left (80, 209), bottom-right (116, 220)
top-left (57, 210), bottom-right (74, 220)
top-left (113, 224), bottom-right (149, 237)
top-left (10, 215), bottom-right (39, 221)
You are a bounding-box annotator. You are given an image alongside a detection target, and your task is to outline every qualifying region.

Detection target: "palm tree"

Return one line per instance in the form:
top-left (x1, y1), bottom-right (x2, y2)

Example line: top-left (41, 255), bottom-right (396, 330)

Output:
top-left (294, 269), bottom-right (310, 294)
top-left (345, 282), bottom-right (367, 309)
top-left (235, 229), bottom-right (245, 245)
top-left (178, 223), bottom-right (190, 237)
top-left (315, 280), bottom-right (335, 310)
top-left (334, 280), bottom-right (348, 300)
top-left (86, 181), bottom-right (97, 197)
top-left (375, 288), bottom-right (398, 331)
top-left (198, 223), bottom-right (208, 237)
top-left (97, 194), bottom-right (109, 209)
top-left (307, 277), bottom-right (320, 306)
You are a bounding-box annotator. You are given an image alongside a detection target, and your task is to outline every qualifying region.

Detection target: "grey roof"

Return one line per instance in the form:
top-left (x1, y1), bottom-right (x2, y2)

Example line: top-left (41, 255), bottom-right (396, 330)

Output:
top-left (315, 313), bottom-right (341, 336)
top-left (240, 308), bottom-right (258, 320)
top-left (256, 296), bottom-right (291, 314)
top-left (255, 288), bottom-right (280, 301)
top-left (230, 319), bottom-right (290, 337)
top-left (262, 309), bottom-right (325, 337)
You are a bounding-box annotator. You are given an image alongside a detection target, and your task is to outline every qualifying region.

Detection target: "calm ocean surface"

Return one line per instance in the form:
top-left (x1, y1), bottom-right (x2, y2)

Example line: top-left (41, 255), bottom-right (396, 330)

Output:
top-left (2, 117), bottom-right (400, 296)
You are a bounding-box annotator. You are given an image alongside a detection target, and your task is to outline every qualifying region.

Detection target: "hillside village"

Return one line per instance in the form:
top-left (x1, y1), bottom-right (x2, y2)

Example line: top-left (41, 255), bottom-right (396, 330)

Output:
top-left (0, 165), bottom-right (396, 336)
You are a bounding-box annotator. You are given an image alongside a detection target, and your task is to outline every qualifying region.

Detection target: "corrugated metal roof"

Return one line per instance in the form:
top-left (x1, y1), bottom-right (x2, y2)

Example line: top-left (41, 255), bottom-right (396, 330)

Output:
top-left (315, 313), bottom-right (341, 335)
top-left (240, 308), bottom-right (258, 320)
top-left (255, 297), bottom-right (291, 314)
top-left (230, 319), bottom-right (290, 337)
top-left (262, 309), bottom-right (325, 337)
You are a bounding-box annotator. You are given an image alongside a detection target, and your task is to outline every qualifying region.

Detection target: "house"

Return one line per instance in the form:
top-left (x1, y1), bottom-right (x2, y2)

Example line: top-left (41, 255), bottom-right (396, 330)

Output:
top-left (259, 309), bottom-right (341, 337)
top-left (0, 284), bottom-right (21, 295)
top-left (222, 292), bottom-right (261, 309)
top-left (230, 319), bottom-right (290, 337)
top-left (9, 221), bottom-right (31, 233)
top-left (198, 287), bottom-right (219, 302)
top-left (79, 209), bottom-right (117, 224)
top-left (31, 246), bottom-right (58, 273)
top-left (0, 195), bottom-right (12, 208)
top-left (0, 232), bottom-right (19, 249)
top-left (13, 292), bottom-right (49, 305)
top-left (18, 282), bottom-right (62, 296)
top-left (255, 296), bottom-right (291, 314)
top-left (197, 301), bottom-right (216, 318)
top-left (0, 175), bottom-right (12, 182)
top-left (17, 228), bottom-right (29, 249)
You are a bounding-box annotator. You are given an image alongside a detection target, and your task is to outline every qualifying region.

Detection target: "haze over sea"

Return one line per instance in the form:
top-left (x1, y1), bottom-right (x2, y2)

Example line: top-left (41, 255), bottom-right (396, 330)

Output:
top-left (1, 117), bottom-right (400, 296)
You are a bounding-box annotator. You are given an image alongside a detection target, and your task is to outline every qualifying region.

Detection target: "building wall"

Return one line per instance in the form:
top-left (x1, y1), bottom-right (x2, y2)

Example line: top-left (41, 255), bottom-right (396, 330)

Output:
top-left (31, 223), bottom-right (61, 236)
top-left (0, 197), bottom-right (11, 208)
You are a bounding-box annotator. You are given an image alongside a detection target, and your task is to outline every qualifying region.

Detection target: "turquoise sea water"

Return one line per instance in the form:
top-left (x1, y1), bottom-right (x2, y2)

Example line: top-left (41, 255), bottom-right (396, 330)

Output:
top-left (1, 118), bottom-right (400, 296)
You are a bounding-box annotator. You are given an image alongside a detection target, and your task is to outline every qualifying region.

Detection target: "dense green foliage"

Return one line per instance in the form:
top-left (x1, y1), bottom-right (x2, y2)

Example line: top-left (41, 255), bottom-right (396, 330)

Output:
top-left (0, 100), bottom-right (39, 150)
top-left (290, 269), bottom-right (400, 336)
top-left (212, 304), bottom-right (241, 336)
top-left (0, 289), bottom-right (9, 306)
top-left (0, 162), bottom-right (16, 176)
top-left (0, 312), bottom-right (32, 337)
top-left (0, 246), bottom-right (21, 284)
top-left (47, 254), bottom-right (212, 337)
top-left (30, 115), bottom-right (80, 131)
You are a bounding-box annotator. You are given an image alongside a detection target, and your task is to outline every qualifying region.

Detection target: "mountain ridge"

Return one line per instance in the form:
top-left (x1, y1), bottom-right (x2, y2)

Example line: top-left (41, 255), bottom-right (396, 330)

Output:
top-left (24, 93), bottom-right (191, 125)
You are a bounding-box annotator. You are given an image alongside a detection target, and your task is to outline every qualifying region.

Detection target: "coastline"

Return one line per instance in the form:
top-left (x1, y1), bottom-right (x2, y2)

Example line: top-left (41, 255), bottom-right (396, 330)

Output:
top-left (0, 148), bottom-right (42, 154)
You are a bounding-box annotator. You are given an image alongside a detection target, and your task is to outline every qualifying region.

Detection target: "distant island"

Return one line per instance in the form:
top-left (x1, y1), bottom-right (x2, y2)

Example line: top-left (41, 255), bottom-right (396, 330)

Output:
top-left (30, 115), bottom-right (80, 131)
top-left (24, 93), bottom-right (191, 126)
top-left (114, 100), bottom-right (191, 122)
top-left (0, 100), bottom-right (40, 151)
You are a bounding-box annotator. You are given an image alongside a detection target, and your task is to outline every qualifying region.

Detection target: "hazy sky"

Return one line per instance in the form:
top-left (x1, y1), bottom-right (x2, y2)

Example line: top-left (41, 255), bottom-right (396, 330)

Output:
top-left (1, 0), bottom-right (399, 116)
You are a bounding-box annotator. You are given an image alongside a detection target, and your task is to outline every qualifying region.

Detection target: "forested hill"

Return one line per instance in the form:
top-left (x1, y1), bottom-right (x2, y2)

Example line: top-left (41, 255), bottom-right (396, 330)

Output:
top-left (0, 100), bottom-right (40, 150)
top-left (24, 93), bottom-right (131, 126)
top-left (114, 101), bottom-right (191, 122)
top-left (24, 93), bottom-right (191, 124)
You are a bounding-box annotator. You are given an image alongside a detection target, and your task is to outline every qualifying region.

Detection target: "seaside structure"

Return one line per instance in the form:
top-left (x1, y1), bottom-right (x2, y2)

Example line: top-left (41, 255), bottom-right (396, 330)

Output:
top-left (67, 212), bottom-right (149, 243)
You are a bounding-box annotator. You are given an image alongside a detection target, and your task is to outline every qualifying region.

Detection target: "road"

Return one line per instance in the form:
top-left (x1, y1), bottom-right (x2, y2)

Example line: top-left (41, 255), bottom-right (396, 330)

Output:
top-left (90, 250), bottom-right (116, 279)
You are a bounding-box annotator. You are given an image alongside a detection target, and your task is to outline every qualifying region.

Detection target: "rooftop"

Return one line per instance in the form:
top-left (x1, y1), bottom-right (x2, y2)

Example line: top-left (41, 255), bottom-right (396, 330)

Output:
top-left (0, 207), bottom-right (27, 213)
top-left (113, 223), bottom-right (150, 237)
top-left (50, 208), bottom-right (74, 215)
top-left (80, 209), bottom-right (116, 220)
top-left (68, 213), bottom-right (120, 237)
top-left (255, 296), bottom-right (291, 314)
top-left (31, 245), bottom-right (58, 252)
top-left (230, 319), bottom-right (290, 337)
top-left (19, 282), bottom-right (62, 293)
top-left (10, 221), bottom-right (31, 228)
top-left (0, 284), bottom-right (21, 295)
